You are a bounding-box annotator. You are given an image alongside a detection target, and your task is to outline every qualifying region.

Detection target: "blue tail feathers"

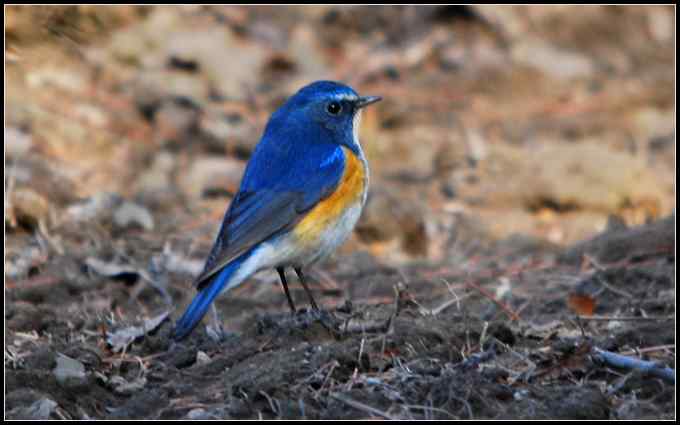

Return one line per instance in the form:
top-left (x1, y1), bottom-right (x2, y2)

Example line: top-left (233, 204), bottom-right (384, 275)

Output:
top-left (172, 256), bottom-right (245, 340)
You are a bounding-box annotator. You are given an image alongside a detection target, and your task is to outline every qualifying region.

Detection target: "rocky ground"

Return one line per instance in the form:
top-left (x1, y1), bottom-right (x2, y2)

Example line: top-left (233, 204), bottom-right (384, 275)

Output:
top-left (5, 5), bottom-right (676, 419)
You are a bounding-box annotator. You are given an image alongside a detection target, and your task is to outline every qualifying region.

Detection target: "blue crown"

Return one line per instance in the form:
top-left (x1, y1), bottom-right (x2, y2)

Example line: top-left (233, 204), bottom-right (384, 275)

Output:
top-left (289, 81), bottom-right (359, 106)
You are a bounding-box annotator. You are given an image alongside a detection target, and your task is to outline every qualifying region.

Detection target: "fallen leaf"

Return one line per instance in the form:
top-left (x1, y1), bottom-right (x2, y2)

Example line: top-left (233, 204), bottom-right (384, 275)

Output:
top-left (567, 293), bottom-right (596, 315)
top-left (106, 310), bottom-right (170, 352)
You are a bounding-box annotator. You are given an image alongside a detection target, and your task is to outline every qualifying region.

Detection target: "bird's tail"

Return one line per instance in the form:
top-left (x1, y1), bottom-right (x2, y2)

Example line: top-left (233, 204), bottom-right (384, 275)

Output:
top-left (172, 256), bottom-right (246, 341)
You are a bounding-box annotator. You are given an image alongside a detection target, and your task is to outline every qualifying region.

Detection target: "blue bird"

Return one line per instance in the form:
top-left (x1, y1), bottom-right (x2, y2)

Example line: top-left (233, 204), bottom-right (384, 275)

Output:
top-left (172, 81), bottom-right (381, 340)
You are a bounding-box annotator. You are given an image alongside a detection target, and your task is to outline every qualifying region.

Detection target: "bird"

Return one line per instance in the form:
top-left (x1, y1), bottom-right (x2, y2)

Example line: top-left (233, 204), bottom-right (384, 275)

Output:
top-left (172, 80), bottom-right (381, 340)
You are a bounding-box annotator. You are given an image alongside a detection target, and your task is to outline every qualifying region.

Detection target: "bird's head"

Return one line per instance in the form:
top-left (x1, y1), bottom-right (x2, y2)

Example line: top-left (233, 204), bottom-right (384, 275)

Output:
top-left (268, 81), bottom-right (381, 154)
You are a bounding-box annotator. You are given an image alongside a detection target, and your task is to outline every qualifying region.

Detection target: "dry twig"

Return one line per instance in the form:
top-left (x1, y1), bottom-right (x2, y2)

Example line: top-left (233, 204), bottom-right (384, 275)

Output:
top-left (463, 280), bottom-right (520, 321)
top-left (592, 347), bottom-right (675, 384)
top-left (329, 393), bottom-right (396, 420)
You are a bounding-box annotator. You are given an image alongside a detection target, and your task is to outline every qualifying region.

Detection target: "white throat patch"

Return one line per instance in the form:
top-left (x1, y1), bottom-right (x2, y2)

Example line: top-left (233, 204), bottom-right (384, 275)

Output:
top-left (352, 110), bottom-right (363, 148)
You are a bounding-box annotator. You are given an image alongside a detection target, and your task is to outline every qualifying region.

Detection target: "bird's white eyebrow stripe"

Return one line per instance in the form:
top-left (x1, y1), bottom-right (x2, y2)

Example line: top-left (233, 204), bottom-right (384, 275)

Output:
top-left (332, 93), bottom-right (358, 102)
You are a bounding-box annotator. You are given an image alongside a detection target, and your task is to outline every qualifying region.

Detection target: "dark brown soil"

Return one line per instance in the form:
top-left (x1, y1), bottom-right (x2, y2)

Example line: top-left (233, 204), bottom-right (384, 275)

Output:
top-left (5, 217), bottom-right (675, 419)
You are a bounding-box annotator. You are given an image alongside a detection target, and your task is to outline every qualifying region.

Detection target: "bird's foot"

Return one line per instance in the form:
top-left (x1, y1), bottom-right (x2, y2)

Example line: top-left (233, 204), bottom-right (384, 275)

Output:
top-left (294, 306), bottom-right (319, 316)
top-left (207, 305), bottom-right (226, 342)
top-left (294, 308), bottom-right (342, 337)
top-left (206, 322), bottom-right (226, 342)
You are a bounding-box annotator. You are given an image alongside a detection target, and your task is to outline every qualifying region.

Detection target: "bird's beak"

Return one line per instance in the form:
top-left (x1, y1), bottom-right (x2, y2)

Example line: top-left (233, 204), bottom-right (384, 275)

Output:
top-left (356, 95), bottom-right (382, 109)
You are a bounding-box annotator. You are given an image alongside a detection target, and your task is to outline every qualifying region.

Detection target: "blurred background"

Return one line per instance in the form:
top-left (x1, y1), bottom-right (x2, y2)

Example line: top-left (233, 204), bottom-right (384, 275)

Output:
top-left (5, 5), bottom-right (675, 316)
top-left (5, 7), bottom-right (676, 419)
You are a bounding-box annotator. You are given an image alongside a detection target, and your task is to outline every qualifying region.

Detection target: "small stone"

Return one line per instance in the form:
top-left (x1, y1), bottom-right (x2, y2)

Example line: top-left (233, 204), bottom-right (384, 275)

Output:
top-left (113, 201), bottom-right (155, 231)
top-left (196, 351), bottom-right (211, 365)
top-left (110, 375), bottom-right (147, 395)
top-left (6, 398), bottom-right (58, 420)
top-left (65, 192), bottom-right (122, 223)
top-left (53, 354), bottom-right (87, 389)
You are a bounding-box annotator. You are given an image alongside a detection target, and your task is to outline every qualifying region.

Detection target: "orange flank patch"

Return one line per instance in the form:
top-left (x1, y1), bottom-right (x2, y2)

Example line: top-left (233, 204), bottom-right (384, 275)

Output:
top-left (294, 147), bottom-right (365, 244)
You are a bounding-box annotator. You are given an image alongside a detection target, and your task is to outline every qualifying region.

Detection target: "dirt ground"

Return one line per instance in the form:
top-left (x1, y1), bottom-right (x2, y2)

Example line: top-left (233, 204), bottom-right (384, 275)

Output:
top-left (5, 216), bottom-right (676, 419)
top-left (4, 5), bottom-right (676, 420)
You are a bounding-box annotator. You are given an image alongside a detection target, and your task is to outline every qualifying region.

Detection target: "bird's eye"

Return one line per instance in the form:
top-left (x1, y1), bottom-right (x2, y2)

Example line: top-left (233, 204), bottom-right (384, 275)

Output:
top-left (326, 101), bottom-right (342, 116)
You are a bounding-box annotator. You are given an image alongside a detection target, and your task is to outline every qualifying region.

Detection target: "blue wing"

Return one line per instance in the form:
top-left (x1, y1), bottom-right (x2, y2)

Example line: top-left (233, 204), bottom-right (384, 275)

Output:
top-left (193, 131), bottom-right (345, 290)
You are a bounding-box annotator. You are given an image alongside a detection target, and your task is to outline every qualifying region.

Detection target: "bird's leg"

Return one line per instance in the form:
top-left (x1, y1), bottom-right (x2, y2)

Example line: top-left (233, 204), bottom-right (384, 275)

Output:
top-left (294, 267), bottom-right (319, 311)
top-left (208, 304), bottom-right (225, 341)
top-left (277, 267), bottom-right (297, 313)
